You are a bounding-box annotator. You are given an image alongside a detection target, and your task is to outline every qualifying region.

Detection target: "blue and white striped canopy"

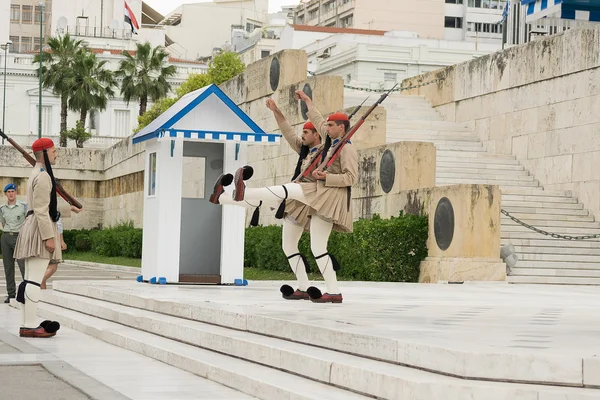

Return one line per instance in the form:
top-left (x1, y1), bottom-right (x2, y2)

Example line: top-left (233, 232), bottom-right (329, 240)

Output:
top-left (132, 84), bottom-right (280, 145)
top-left (521, 0), bottom-right (600, 23)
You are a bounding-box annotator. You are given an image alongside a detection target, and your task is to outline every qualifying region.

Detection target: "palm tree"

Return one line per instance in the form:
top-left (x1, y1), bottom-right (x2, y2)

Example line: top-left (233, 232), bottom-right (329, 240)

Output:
top-left (33, 34), bottom-right (83, 146)
top-left (117, 42), bottom-right (177, 116)
top-left (67, 51), bottom-right (117, 127)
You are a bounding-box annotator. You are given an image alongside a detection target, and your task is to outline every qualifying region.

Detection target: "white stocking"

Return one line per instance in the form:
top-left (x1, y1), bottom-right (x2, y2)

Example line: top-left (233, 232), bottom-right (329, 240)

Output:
top-left (282, 216), bottom-right (310, 291)
top-left (21, 257), bottom-right (48, 328)
top-left (309, 215), bottom-right (341, 294)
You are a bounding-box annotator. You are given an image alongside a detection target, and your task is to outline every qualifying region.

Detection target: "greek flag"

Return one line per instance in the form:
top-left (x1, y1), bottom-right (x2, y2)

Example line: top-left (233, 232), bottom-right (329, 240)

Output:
top-left (498, 0), bottom-right (510, 24)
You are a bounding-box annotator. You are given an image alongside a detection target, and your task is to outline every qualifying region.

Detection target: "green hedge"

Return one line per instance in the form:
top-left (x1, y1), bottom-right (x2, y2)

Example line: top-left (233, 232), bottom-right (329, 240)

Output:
top-left (63, 222), bottom-right (142, 258)
top-left (244, 212), bottom-right (428, 282)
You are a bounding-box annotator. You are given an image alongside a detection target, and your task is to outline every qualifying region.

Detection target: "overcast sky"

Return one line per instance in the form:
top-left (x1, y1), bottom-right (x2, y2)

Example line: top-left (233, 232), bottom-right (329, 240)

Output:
top-left (144, 0), bottom-right (301, 15)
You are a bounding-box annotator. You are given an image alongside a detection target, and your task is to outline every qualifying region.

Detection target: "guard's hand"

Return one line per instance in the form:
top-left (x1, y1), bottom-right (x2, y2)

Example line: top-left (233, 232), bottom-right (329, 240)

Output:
top-left (295, 90), bottom-right (311, 103)
top-left (70, 205), bottom-right (82, 214)
top-left (312, 170), bottom-right (327, 180)
top-left (61, 240), bottom-right (67, 251)
top-left (265, 98), bottom-right (278, 111)
top-left (45, 238), bottom-right (56, 252)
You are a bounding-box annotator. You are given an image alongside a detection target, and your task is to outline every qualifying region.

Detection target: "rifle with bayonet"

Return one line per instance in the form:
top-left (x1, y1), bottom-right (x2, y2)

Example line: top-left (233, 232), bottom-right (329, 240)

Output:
top-left (0, 129), bottom-right (83, 209)
top-left (294, 84), bottom-right (398, 182)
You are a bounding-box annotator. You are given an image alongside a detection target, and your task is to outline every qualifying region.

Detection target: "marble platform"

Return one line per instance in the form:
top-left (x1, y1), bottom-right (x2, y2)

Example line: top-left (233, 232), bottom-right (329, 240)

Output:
top-left (33, 278), bottom-right (600, 400)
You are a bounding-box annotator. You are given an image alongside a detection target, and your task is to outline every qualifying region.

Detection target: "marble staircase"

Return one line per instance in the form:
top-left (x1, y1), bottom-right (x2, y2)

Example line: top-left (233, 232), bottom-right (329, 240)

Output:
top-left (344, 90), bottom-right (600, 285)
top-left (36, 281), bottom-right (600, 400)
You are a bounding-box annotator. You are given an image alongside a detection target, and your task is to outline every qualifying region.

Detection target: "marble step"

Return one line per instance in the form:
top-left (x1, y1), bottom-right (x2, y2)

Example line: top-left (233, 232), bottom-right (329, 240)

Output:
top-left (437, 155), bottom-right (520, 165)
top-left (386, 121), bottom-right (472, 131)
top-left (514, 245), bottom-right (600, 256)
top-left (387, 134), bottom-right (480, 142)
top-left (499, 187), bottom-right (572, 197)
top-left (503, 207), bottom-right (589, 216)
top-left (510, 260), bottom-right (600, 270)
top-left (38, 302), bottom-right (372, 400)
top-left (502, 238), bottom-right (600, 249)
top-left (437, 172), bottom-right (534, 181)
top-left (385, 113), bottom-right (443, 121)
top-left (502, 212), bottom-right (593, 222)
top-left (437, 161), bottom-right (525, 171)
top-left (44, 283), bottom-right (600, 392)
top-left (507, 275), bottom-right (600, 285)
top-left (438, 169), bottom-right (529, 178)
top-left (502, 200), bottom-right (582, 209)
top-left (510, 268), bottom-right (600, 278)
top-left (432, 144), bottom-right (485, 151)
top-left (518, 252), bottom-right (600, 263)
top-left (501, 218), bottom-right (600, 229)
top-left (386, 138), bottom-right (483, 148)
top-left (438, 178), bottom-right (539, 187)
top-left (502, 225), bottom-right (600, 235)
top-left (39, 291), bottom-right (600, 400)
top-left (436, 150), bottom-right (515, 159)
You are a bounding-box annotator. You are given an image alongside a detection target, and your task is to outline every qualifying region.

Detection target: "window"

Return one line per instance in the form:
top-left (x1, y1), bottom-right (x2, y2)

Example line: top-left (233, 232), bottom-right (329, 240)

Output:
top-left (89, 110), bottom-right (98, 131)
top-left (260, 50), bottom-right (270, 59)
top-left (468, 0), bottom-right (506, 8)
top-left (341, 14), bottom-right (353, 27)
top-left (148, 152), bottom-right (157, 196)
top-left (114, 110), bottom-right (130, 137)
top-left (10, 5), bottom-right (20, 22)
top-left (20, 37), bottom-right (32, 52)
top-left (308, 10), bottom-right (317, 20)
top-left (34, 6), bottom-right (43, 22)
top-left (36, 105), bottom-right (52, 136)
top-left (34, 37), bottom-right (41, 51)
top-left (9, 36), bottom-right (19, 53)
top-left (22, 6), bottom-right (32, 23)
top-left (468, 22), bottom-right (503, 33)
top-left (445, 0), bottom-right (463, 3)
top-left (444, 17), bottom-right (463, 28)
top-left (384, 72), bottom-right (397, 83)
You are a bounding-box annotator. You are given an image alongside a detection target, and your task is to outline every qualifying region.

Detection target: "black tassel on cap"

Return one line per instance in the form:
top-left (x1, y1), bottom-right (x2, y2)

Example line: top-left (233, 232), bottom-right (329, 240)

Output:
top-left (275, 186), bottom-right (289, 219)
top-left (250, 201), bottom-right (262, 227)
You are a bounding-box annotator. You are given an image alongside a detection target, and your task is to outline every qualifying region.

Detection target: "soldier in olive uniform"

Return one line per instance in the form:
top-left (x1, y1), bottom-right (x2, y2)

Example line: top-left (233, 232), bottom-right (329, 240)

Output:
top-left (1, 183), bottom-right (27, 303)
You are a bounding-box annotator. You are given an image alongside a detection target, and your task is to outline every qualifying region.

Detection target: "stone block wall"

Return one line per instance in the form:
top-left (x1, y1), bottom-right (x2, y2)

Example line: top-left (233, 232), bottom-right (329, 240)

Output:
top-left (402, 28), bottom-right (600, 219)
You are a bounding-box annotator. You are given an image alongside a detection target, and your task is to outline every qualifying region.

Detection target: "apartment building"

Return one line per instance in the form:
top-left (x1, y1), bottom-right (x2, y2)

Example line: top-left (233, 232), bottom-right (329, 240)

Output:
top-left (293, 0), bottom-right (506, 44)
top-left (9, 0), bottom-right (53, 53)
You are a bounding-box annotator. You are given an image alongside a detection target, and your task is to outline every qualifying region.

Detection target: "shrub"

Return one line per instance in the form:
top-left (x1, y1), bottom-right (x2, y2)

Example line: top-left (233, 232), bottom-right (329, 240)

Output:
top-left (75, 234), bottom-right (91, 251)
top-left (243, 212), bottom-right (429, 282)
top-left (63, 221), bottom-right (142, 258)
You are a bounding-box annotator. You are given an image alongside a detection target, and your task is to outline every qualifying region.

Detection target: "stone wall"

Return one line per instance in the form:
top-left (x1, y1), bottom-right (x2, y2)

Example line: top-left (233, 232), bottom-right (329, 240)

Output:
top-left (0, 136), bottom-right (145, 230)
top-left (402, 28), bottom-right (600, 219)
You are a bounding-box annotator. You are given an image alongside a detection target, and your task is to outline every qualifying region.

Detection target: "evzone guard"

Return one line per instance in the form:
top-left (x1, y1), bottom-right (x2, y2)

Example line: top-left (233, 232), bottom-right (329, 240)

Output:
top-left (13, 138), bottom-right (62, 337)
top-left (210, 92), bottom-right (359, 304)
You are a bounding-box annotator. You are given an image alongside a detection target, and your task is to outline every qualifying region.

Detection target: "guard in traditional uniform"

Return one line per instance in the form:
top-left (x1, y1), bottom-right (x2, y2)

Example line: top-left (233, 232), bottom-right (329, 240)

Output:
top-left (1, 183), bottom-right (26, 303)
top-left (13, 138), bottom-right (61, 337)
top-left (265, 96), bottom-right (325, 300)
top-left (210, 93), bottom-right (358, 304)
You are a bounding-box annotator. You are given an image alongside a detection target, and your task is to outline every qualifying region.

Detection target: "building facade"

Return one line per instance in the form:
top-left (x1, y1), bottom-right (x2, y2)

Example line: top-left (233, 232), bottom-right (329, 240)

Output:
top-left (293, 0), bottom-right (507, 44)
top-left (278, 24), bottom-right (502, 90)
top-left (0, 0), bottom-right (207, 147)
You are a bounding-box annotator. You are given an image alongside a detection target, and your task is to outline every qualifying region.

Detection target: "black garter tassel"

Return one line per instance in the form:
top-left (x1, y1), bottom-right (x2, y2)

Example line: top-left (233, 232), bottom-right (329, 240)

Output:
top-left (250, 201), bottom-right (262, 227)
top-left (275, 186), bottom-right (289, 219)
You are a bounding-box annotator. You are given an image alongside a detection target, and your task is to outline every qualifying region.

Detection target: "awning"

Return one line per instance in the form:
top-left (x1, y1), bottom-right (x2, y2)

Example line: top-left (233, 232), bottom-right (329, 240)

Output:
top-left (521, 0), bottom-right (600, 23)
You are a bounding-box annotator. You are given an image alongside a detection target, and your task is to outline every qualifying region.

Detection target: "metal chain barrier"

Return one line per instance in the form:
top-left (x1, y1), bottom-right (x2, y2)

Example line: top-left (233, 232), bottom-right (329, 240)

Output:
top-left (501, 209), bottom-right (600, 240)
top-left (307, 70), bottom-right (440, 93)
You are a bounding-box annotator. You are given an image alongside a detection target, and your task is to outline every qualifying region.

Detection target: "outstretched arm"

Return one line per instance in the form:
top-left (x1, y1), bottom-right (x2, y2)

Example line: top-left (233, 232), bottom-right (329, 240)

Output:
top-left (266, 98), bottom-right (302, 153)
top-left (295, 90), bottom-right (327, 141)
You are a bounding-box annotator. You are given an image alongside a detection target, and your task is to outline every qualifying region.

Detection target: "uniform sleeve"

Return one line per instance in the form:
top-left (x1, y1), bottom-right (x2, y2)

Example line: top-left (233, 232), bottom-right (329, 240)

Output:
top-left (277, 119), bottom-right (302, 154)
top-left (0, 206), bottom-right (5, 227)
top-left (307, 108), bottom-right (328, 142)
top-left (33, 173), bottom-right (55, 240)
top-left (325, 144), bottom-right (358, 188)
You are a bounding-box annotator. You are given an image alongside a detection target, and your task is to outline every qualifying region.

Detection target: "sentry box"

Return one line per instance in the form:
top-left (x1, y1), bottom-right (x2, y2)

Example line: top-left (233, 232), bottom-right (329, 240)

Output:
top-left (132, 84), bottom-right (280, 285)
